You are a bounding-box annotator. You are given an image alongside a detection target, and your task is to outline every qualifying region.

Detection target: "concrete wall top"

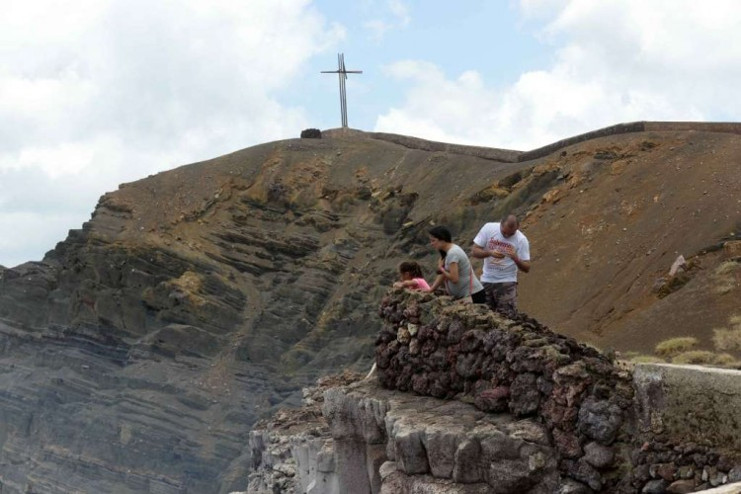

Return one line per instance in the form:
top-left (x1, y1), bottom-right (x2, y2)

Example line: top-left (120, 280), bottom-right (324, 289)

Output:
top-left (322, 121), bottom-right (741, 165)
top-left (697, 481), bottom-right (741, 493)
top-left (633, 363), bottom-right (741, 456)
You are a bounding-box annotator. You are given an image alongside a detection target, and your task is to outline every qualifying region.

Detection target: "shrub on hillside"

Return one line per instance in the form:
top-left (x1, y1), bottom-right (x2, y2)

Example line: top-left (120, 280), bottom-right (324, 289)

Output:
top-left (711, 314), bottom-right (741, 352)
top-left (711, 353), bottom-right (740, 367)
top-left (713, 261), bottom-right (740, 294)
top-left (671, 350), bottom-right (716, 365)
top-left (629, 355), bottom-right (666, 364)
top-left (712, 328), bottom-right (741, 352)
top-left (655, 337), bottom-right (699, 357)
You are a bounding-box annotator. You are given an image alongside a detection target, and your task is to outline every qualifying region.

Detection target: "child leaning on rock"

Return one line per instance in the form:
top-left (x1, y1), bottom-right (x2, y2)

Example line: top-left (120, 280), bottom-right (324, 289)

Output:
top-left (393, 261), bottom-right (431, 292)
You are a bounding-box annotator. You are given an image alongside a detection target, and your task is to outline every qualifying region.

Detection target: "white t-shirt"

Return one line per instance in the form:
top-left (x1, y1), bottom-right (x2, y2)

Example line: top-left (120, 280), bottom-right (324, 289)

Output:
top-left (473, 222), bottom-right (530, 283)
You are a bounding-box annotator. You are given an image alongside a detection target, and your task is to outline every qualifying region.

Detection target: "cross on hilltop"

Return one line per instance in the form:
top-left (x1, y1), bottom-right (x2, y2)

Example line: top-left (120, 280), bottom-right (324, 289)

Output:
top-left (321, 53), bottom-right (362, 128)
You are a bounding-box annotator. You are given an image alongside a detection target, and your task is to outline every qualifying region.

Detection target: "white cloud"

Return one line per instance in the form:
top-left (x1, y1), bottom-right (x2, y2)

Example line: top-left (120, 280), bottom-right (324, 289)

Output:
top-left (375, 0), bottom-right (741, 148)
top-left (364, 20), bottom-right (393, 42)
top-left (363, 0), bottom-right (410, 41)
top-left (0, 0), bottom-right (343, 267)
top-left (388, 0), bottom-right (411, 27)
top-left (0, 212), bottom-right (87, 268)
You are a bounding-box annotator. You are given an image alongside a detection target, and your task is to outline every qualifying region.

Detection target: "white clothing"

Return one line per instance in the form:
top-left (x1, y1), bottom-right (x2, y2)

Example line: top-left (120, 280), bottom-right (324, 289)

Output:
top-left (473, 222), bottom-right (530, 283)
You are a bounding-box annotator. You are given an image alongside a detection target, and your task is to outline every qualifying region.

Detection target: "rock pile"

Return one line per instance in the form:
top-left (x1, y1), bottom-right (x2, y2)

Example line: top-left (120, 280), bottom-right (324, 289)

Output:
top-left (376, 289), bottom-right (635, 492)
top-left (375, 289), bottom-right (741, 493)
top-left (630, 441), bottom-right (741, 493)
top-left (300, 128), bottom-right (322, 138)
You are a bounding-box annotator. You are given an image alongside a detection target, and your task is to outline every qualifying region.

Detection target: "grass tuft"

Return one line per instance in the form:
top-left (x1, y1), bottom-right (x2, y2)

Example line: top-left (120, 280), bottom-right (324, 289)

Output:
top-left (716, 261), bottom-right (741, 276)
top-left (712, 353), bottom-right (740, 367)
top-left (713, 262), bottom-right (740, 294)
top-left (630, 355), bottom-right (666, 364)
top-left (671, 350), bottom-right (717, 365)
top-left (712, 328), bottom-right (741, 352)
top-left (655, 337), bottom-right (699, 357)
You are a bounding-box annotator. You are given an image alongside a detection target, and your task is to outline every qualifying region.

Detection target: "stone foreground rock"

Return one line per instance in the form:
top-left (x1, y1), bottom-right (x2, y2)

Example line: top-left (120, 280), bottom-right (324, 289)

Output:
top-left (246, 378), bottom-right (559, 494)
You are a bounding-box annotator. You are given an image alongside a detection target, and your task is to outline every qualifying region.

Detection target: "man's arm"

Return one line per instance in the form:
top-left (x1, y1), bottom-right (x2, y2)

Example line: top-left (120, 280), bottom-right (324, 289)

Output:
top-left (473, 243), bottom-right (530, 272)
top-left (472, 243), bottom-right (505, 259)
top-left (511, 254), bottom-right (530, 273)
top-left (471, 244), bottom-right (492, 259)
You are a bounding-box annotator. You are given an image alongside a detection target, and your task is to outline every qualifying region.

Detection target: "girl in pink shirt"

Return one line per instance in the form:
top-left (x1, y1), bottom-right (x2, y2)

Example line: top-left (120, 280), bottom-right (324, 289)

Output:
top-left (393, 261), bottom-right (431, 291)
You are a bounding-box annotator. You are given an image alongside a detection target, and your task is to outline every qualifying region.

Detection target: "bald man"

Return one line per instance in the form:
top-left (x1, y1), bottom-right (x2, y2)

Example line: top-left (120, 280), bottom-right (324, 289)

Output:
top-left (471, 214), bottom-right (531, 317)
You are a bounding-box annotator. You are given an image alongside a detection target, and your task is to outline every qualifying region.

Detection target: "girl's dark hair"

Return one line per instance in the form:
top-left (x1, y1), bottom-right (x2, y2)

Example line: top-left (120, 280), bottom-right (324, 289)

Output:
top-left (428, 225), bottom-right (452, 243)
top-left (399, 261), bottom-right (424, 278)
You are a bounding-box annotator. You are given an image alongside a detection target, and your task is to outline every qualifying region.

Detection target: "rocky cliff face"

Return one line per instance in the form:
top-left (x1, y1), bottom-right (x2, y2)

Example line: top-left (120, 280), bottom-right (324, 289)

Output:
top-left (0, 131), bottom-right (538, 493)
top-left (0, 125), bottom-right (739, 492)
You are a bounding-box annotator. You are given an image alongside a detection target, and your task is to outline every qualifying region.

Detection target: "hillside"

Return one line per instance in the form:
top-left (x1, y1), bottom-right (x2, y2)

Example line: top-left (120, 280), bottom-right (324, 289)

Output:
top-left (0, 123), bottom-right (738, 492)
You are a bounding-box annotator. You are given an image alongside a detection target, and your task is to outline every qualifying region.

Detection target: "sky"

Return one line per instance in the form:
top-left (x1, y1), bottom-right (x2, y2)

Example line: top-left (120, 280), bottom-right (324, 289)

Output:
top-left (1, 0), bottom-right (740, 268)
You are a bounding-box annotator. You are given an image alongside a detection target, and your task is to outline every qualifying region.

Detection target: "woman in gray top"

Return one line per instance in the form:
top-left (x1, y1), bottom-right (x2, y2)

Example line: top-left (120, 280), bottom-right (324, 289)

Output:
top-left (428, 226), bottom-right (485, 303)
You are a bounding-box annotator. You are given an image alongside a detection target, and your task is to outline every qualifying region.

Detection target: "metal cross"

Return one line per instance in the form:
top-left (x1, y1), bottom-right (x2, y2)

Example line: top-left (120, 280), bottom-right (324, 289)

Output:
top-left (321, 53), bottom-right (362, 128)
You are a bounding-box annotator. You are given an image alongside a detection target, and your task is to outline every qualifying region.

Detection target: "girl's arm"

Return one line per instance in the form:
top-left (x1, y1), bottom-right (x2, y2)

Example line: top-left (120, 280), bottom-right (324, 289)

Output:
top-left (429, 274), bottom-right (445, 292)
top-left (393, 279), bottom-right (423, 289)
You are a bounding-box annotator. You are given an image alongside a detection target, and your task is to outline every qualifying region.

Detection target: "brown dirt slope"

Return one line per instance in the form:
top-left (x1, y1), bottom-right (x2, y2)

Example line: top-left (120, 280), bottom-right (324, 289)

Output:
top-left (515, 130), bottom-right (740, 356)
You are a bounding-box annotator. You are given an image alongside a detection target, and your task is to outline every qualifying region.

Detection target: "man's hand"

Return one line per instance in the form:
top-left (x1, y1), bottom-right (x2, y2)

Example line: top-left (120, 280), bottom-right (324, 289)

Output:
top-left (490, 250), bottom-right (506, 259)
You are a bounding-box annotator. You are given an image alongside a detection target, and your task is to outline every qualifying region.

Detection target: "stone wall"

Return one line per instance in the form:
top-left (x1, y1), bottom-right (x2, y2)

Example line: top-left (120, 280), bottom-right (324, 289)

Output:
top-left (324, 121), bottom-right (741, 165)
top-left (376, 290), bottom-right (635, 492)
top-left (518, 121), bottom-right (741, 162)
top-left (322, 128), bottom-right (523, 162)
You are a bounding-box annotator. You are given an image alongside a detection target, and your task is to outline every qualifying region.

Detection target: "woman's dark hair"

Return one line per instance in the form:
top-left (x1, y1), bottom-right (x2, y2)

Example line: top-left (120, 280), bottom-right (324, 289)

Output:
top-left (428, 225), bottom-right (452, 243)
top-left (399, 261), bottom-right (424, 278)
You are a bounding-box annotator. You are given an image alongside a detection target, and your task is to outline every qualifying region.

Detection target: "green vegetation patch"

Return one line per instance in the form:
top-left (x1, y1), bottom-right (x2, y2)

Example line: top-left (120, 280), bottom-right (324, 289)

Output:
top-left (629, 355), bottom-right (666, 364)
top-left (712, 328), bottom-right (741, 352)
top-left (655, 337), bottom-right (699, 358)
top-left (671, 350), bottom-right (717, 365)
top-left (711, 353), bottom-right (740, 367)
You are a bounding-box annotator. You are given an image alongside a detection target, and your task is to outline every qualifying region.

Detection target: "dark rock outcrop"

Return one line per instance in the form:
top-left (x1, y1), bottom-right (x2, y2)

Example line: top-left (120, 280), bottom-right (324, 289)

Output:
top-left (300, 128), bottom-right (322, 138)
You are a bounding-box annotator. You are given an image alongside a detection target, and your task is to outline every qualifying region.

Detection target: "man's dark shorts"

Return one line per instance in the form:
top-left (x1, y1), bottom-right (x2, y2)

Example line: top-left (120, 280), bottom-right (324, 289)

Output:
top-left (482, 282), bottom-right (518, 318)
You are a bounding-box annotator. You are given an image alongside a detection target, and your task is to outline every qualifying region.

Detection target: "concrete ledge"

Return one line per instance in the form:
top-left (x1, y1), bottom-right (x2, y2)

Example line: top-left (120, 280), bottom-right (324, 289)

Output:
top-left (697, 481), bottom-right (741, 493)
top-left (633, 363), bottom-right (741, 454)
